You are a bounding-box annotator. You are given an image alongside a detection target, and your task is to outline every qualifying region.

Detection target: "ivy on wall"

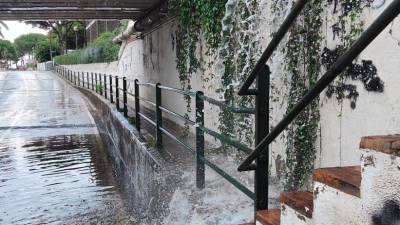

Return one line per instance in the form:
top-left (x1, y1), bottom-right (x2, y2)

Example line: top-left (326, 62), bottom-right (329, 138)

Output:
top-left (279, 0), bottom-right (323, 191)
top-left (323, 0), bottom-right (384, 109)
top-left (170, 0), bottom-right (385, 190)
top-left (219, 0), bottom-right (259, 146)
top-left (171, 0), bottom-right (259, 146)
top-left (171, 0), bottom-right (226, 134)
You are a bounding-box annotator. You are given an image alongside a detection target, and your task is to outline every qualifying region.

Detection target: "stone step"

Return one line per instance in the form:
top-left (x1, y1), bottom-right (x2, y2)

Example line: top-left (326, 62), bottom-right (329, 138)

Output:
top-left (313, 166), bottom-right (361, 197)
top-left (280, 191), bottom-right (313, 219)
top-left (360, 134), bottom-right (400, 224)
top-left (256, 209), bottom-right (281, 225)
top-left (360, 134), bottom-right (400, 157)
top-left (313, 166), bottom-right (362, 225)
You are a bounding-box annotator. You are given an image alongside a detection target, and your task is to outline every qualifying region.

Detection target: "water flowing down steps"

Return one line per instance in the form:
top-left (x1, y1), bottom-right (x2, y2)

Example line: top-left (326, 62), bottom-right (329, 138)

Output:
top-left (243, 134), bottom-right (400, 225)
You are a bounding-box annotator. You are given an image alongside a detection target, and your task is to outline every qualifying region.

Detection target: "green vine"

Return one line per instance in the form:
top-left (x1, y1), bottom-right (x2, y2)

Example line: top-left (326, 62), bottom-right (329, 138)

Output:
top-left (172, 0), bottom-right (259, 147)
top-left (281, 0), bottom-right (323, 191)
top-left (172, 0), bottom-right (226, 134)
top-left (219, 0), bottom-right (259, 148)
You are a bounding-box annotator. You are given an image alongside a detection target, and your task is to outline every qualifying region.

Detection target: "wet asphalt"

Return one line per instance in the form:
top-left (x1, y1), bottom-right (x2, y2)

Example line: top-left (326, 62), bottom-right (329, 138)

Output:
top-left (0, 71), bottom-right (133, 225)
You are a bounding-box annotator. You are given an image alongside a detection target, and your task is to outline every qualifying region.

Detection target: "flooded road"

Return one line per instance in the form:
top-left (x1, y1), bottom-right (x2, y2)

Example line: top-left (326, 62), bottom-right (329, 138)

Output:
top-left (0, 71), bottom-right (133, 224)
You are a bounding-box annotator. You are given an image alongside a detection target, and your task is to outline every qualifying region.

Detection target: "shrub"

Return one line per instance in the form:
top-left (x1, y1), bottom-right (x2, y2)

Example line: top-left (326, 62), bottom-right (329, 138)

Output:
top-left (55, 32), bottom-right (120, 65)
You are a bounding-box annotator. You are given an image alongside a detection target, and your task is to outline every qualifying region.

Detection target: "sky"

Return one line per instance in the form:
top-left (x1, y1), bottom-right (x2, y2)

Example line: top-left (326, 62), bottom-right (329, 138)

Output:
top-left (2, 21), bottom-right (47, 42)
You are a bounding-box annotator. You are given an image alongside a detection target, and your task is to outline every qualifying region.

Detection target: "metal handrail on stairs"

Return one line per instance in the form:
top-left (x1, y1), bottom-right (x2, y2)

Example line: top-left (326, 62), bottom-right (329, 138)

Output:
top-left (237, 0), bottom-right (400, 214)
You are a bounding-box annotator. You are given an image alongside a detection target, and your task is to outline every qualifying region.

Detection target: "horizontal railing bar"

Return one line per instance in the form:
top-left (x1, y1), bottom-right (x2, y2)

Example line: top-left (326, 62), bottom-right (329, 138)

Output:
top-left (137, 82), bottom-right (157, 87)
top-left (159, 126), bottom-right (254, 199)
top-left (159, 106), bottom-right (195, 125)
top-left (158, 85), bottom-right (196, 96)
top-left (200, 155), bottom-right (255, 200)
top-left (200, 95), bottom-right (255, 114)
top-left (238, 0), bottom-right (400, 171)
top-left (238, 0), bottom-right (309, 95)
top-left (159, 127), bottom-right (195, 154)
top-left (127, 92), bottom-right (135, 97)
top-left (200, 126), bottom-right (252, 155)
top-left (137, 96), bottom-right (156, 107)
top-left (138, 112), bottom-right (156, 127)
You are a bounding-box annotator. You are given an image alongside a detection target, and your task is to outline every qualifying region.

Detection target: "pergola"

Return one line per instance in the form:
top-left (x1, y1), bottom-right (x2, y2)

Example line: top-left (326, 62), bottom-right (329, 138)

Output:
top-left (0, 0), bottom-right (161, 20)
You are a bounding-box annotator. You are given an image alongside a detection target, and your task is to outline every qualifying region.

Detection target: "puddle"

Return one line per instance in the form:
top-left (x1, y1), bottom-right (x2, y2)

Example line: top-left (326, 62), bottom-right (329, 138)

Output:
top-left (0, 134), bottom-right (134, 225)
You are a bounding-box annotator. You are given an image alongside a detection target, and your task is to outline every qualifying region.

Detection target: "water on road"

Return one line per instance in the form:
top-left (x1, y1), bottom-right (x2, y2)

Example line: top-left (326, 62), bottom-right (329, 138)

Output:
top-left (0, 71), bottom-right (133, 224)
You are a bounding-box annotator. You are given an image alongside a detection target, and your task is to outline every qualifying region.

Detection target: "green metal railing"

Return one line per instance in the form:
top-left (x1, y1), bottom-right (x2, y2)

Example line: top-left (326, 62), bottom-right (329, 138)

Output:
top-left (53, 65), bottom-right (259, 200)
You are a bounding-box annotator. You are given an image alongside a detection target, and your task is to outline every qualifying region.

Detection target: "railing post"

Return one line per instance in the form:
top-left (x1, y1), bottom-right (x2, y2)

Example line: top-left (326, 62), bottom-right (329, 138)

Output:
top-left (115, 76), bottom-right (120, 110)
top-left (99, 73), bottom-right (103, 95)
top-left (95, 73), bottom-right (99, 93)
top-left (155, 83), bottom-right (163, 149)
top-left (254, 65), bottom-right (270, 211)
top-left (74, 72), bottom-right (77, 85)
top-left (78, 72), bottom-right (80, 86)
top-left (109, 75), bottom-right (114, 103)
top-left (87, 72), bottom-right (90, 89)
top-left (196, 91), bottom-right (205, 189)
top-left (91, 73), bottom-right (94, 91)
top-left (123, 77), bottom-right (128, 117)
top-left (104, 74), bottom-right (107, 99)
top-left (134, 79), bottom-right (140, 131)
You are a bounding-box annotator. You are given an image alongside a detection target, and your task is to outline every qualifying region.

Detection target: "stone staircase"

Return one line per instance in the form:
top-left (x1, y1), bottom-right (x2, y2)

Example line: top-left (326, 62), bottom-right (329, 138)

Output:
top-left (247, 134), bottom-right (400, 225)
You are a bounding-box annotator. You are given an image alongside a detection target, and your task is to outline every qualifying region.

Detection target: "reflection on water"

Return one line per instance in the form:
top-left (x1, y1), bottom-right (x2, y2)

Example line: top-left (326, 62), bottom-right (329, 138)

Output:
top-left (0, 134), bottom-right (133, 225)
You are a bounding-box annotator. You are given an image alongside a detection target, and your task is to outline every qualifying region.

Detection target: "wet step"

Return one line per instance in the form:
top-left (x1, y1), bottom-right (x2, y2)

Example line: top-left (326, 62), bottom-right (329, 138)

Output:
top-left (313, 166), bottom-right (361, 197)
top-left (360, 134), bottom-right (400, 156)
top-left (256, 209), bottom-right (281, 225)
top-left (280, 191), bottom-right (313, 218)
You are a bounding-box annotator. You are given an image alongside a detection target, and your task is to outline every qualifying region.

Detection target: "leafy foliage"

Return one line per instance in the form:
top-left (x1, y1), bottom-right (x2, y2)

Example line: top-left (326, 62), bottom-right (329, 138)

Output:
top-left (54, 32), bottom-right (120, 65)
top-left (25, 21), bottom-right (83, 54)
top-left (280, 0), bottom-right (323, 191)
top-left (35, 38), bottom-right (60, 63)
top-left (14, 33), bottom-right (47, 55)
top-left (0, 39), bottom-right (18, 62)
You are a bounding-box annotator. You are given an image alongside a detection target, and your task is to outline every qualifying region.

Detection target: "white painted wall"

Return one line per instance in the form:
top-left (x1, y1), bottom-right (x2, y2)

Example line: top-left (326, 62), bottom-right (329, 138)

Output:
top-left (64, 0), bottom-right (400, 178)
top-left (65, 61), bottom-right (119, 76)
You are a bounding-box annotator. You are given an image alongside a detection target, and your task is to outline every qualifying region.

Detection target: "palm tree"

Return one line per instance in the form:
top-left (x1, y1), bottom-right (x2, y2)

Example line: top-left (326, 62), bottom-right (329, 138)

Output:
top-left (0, 21), bottom-right (8, 39)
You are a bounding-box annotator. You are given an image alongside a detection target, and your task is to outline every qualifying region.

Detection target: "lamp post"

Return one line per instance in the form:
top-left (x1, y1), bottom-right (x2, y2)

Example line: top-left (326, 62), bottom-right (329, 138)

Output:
top-left (73, 26), bottom-right (79, 50)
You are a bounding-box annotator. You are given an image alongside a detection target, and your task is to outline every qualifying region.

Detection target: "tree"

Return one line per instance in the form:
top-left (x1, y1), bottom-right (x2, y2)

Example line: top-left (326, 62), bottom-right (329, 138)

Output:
top-left (0, 21), bottom-right (8, 39)
top-left (14, 33), bottom-right (47, 56)
top-left (35, 38), bottom-right (60, 63)
top-left (25, 21), bottom-right (84, 55)
top-left (0, 40), bottom-right (18, 68)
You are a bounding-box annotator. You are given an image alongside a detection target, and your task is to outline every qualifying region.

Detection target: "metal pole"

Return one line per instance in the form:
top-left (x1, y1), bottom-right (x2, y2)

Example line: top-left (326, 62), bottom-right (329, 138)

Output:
top-left (74, 72), bottom-right (76, 85)
top-left (91, 73), bottom-right (94, 91)
top-left (109, 75), bottom-right (114, 103)
top-left (155, 83), bottom-right (163, 149)
top-left (87, 72), bottom-right (90, 89)
top-left (196, 91), bottom-right (205, 189)
top-left (123, 77), bottom-right (128, 117)
top-left (254, 65), bottom-right (270, 211)
top-left (115, 76), bottom-right (120, 110)
top-left (134, 79), bottom-right (140, 131)
top-left (104, 74), bottom-right (107, 99)
top-left (95, 73), bottom-right (98, 93)
top-left (99, 73), bottom-right (102, 95)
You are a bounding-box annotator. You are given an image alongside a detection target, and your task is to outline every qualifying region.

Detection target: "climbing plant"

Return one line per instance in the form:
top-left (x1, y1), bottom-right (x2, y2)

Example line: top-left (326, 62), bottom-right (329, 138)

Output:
top-left (171, 0), bottom-right (259, 146)
top-left (281, 0), bottom-right (323, 191)
top-left (171, 0), bottom-right (226, 134)
top-left (323, 0), bottom-right (384, 109)
top-left (218, 0), bottom-right (259, 146)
